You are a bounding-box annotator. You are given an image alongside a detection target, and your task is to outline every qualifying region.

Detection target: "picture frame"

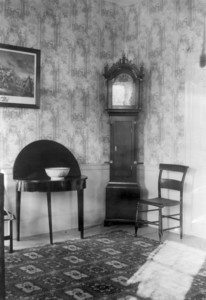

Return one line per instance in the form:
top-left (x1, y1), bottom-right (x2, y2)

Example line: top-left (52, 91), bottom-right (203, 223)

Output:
top-left (0, 44), bottom-right (40, 108)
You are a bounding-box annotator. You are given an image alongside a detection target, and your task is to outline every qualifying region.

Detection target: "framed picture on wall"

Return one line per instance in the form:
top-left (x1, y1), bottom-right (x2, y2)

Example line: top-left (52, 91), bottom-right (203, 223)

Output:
top-left (0, 44), bottom-right (40, 108)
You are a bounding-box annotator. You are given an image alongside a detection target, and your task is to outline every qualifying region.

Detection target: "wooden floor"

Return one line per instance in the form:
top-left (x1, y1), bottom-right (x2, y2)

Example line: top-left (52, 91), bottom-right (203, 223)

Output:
top-left (5, 224), bottom-right (206, 252)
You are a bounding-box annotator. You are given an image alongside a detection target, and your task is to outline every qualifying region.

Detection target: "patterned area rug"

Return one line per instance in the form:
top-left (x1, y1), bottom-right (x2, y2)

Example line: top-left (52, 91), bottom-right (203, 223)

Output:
top-left (5, 231), bottom-right (206, 299)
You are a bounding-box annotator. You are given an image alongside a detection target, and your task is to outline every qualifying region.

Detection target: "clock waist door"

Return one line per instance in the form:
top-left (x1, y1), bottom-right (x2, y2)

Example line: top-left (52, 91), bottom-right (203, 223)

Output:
top-left (110, 115), bottom-right (137, 183)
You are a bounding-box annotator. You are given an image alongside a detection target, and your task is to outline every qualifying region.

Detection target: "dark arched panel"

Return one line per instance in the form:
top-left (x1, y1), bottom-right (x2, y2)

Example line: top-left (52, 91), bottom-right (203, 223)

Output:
top-left (13, 140), bottom-right (81, 180)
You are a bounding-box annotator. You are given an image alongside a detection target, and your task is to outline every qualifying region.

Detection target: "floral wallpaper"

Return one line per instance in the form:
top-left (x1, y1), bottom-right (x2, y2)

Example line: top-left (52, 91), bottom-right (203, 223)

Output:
top-left (0, 0), bottom-right (125, 169)
top-left (0, 0), bottom-right (206, 170)
top-left (125, 0), bottom-right (206, 166)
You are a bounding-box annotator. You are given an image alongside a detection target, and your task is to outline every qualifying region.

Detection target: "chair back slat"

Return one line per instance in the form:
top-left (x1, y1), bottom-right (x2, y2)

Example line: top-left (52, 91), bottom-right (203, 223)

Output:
top-left (159, 163), bottom-right (188, 173)
top-left (160, 178), bottom-right (182, 191)
top-left (0, 173), bottom-right (5, 300)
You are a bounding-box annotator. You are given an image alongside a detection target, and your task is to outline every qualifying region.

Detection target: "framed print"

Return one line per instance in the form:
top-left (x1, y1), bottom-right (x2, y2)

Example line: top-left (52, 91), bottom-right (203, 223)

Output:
top-left (0, 44), bottom-right (40, 108)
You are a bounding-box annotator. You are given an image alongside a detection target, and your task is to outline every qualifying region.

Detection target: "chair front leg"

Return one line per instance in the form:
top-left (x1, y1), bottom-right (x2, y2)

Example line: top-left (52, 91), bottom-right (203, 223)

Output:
top-left (180, 203), bottom-right (183, 239)
top-left (9, 220), bottom-right (13, 253)
top-left (158, 208), bottom-right (163, 243)
top-left (135, 201), bottom-right (140, 237)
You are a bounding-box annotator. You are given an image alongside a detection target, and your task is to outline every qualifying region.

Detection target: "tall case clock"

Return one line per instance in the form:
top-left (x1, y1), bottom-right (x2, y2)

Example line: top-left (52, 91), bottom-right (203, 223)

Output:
top-left (103, 54), bottom-right (144, 225)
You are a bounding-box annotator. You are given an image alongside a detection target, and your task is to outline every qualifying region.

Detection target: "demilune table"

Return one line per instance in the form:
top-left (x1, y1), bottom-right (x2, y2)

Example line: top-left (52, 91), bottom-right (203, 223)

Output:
top-left (13, 140), bottom-right (88, 244)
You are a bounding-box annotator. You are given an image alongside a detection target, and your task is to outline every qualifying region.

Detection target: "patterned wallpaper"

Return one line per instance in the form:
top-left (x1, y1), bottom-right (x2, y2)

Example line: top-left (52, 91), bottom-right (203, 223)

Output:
top-left (0, 0), bottom-right (206, 170)
top-left (125, 0), bottom-right (206, 166)
top-left (0, 0), bottom-right (125, 169)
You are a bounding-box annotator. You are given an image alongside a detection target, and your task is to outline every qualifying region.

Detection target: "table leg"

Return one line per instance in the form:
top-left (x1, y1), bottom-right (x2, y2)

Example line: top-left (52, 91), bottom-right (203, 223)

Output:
top-left (16, 190), bottom-right (21, 241)
top-left (47, 192), bottom-right (53, 244)
top-left (77, 189), bottom-right (84, 239)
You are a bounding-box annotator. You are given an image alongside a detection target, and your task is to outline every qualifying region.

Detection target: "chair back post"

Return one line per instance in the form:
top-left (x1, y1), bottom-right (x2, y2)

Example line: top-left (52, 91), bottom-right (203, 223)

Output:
top-left (0, 173), bottom-right (5, 300)
top-left (180, 167), bottom-right (188, 190)
top-left (158, 169), bottom-right (163, 198)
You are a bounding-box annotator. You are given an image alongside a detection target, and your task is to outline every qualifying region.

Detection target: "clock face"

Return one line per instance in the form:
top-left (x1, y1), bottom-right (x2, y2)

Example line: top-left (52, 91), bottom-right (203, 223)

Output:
top-left (111, 73), bottom-right (135, 108)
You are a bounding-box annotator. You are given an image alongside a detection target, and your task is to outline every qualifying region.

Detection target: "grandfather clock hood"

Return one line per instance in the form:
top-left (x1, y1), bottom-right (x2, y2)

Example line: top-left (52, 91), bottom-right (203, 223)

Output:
top-left (103, 54), bottom-right (144, 115)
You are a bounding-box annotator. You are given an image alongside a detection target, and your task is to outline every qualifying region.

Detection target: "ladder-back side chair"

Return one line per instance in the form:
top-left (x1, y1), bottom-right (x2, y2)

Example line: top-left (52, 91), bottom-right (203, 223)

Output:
top-left (135, 163), bottom-right (189, 242)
